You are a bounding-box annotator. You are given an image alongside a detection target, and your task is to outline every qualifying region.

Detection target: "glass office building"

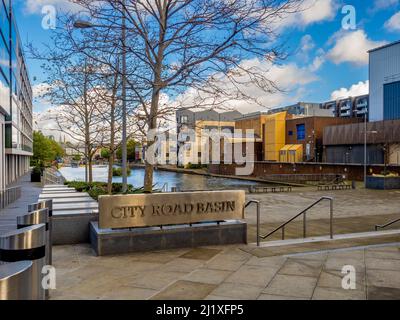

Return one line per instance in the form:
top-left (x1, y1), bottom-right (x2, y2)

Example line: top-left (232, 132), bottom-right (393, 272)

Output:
top-left (0, 1), bottom-right (33, 191)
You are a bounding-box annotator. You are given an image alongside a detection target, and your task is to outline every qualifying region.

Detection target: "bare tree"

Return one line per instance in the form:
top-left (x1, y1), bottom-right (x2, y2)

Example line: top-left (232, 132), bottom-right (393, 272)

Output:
top-left (38, 55), bottom-right (107, 183)
top-left (71, 0), bottom-right (305, 192)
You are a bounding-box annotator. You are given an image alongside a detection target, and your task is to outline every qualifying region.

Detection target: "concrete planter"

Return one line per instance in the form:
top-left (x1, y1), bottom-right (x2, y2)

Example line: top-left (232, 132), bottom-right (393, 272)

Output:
top-left (366, 176), bottom-right (400, 190)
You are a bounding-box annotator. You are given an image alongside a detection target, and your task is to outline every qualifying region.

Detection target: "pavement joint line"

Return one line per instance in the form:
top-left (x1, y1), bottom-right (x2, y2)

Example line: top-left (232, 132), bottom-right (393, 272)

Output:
top-left (256, 256), bottom-right (287, 300)
top-left (282, 242), bottom-right (400, 258)
top-left (251, 229), bottom-right (400, 249)
top-left (311, 256), bottom-right (325, 299)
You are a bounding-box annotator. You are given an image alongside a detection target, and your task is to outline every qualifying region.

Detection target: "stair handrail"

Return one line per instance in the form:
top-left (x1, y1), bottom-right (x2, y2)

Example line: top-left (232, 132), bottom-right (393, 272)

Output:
top-left (259, 196), bottom-right (334, 242)
top-left (375, 217), bottom-right (400, 231)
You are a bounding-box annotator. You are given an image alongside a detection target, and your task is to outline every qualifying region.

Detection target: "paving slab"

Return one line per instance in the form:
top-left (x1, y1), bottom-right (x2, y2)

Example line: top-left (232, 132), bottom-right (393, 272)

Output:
top-left (317, 270), bottom-right (365, 291)
top-left (367, 286), bottom-right (400, 300)
top-left (183, 268), bottom-right (232, 285)
top-left (151, 280), bottom-right (217, 300)
top-left (366, 269), bottom-right (400, 289)
top-left (278, 259), bottom-right (324, 277)
top-left (224, 265), bottom-right (278, 287)
top-left (180, 248), bottom-right (222, 261)
top-left (312, 287), bottom-right (366, 300)
top-left (262, 274), bottom-right (318, 299)
top-left (209, 282), bottom-right (264, 300)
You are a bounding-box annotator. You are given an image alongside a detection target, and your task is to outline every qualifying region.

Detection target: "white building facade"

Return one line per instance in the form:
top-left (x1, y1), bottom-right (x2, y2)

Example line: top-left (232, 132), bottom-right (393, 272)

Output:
top-left (0, 2), bottom-right (33, 193)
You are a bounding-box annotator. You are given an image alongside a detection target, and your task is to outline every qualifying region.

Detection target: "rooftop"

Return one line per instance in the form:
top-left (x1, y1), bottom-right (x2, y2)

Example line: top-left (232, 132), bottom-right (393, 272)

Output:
top-left (368, 39), bottom-right (400, 53)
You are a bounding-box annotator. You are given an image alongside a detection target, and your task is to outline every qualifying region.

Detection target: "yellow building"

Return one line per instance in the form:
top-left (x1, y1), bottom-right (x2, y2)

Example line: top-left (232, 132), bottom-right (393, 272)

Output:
top-left (279, 144), bottom-right (303, 163)
top-left (235, 111), bottom-right (291, 161)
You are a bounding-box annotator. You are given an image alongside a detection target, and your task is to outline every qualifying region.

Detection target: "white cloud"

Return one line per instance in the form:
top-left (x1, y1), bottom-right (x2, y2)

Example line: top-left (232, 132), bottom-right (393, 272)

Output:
top-left (327, 30), bottom-right (387, 66)
top-left (275, 0), bottom-right (338, 30)
top-left (385, 12), bottom-right (400, 32)
top-left (330, 80), bottom-right (369, 100)
top-left (23, 0), bottom-right (83, 15)
top-left (175, 58), bottom-right (318, 114)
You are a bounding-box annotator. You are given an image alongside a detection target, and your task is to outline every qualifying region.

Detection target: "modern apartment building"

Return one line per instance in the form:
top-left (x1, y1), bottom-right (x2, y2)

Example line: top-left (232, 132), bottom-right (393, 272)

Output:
top-left (235, 111), bottom-right (291, 161)
top-left (323, 94), bottom-right (369, 119)
top-left (0, 2), bottom-right (33, 191)
top-left (176, 108), bottom-right (242, 165)
top-left (268, 102), bottom-right (332, 117)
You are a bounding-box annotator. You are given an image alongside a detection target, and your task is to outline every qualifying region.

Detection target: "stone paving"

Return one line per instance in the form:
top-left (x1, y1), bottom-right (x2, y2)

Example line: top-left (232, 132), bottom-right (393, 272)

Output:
top-left (50, 243), bottom-right (400, 300)
top-left (2, 175), bottom-right (400, 300)
top-left (0, 173), bottom-right (42, 234)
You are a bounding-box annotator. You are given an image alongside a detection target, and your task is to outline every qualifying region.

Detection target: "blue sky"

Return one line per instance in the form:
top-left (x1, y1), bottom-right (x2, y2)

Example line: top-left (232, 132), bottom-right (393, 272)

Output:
top-left (12, 0), bottom-right (400, 114)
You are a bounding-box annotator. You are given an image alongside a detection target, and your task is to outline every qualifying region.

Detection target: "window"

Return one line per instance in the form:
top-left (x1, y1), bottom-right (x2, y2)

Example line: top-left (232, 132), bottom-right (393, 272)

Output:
top-left (296, 124), bottom-right (305, 140)
top-left (288, 130), bottom-right (293, 136)
top-left (384, 81), bottom-right (400, 120)
top-left (180, 115), bottom-right (188, 124)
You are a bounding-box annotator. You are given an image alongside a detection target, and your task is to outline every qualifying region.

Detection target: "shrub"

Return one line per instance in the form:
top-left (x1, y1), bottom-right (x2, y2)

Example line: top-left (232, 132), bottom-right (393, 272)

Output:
top-left (112, 167), bottom-right (131, 177)
top-left (185, 163), bottom-right (203, 169)
top-left (64, 180), bottom-right (142, 200)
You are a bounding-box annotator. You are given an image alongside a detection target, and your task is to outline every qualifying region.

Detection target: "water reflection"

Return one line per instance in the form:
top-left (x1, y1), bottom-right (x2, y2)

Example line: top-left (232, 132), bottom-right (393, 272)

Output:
top-left (59, 166), bottom-right (267, 190)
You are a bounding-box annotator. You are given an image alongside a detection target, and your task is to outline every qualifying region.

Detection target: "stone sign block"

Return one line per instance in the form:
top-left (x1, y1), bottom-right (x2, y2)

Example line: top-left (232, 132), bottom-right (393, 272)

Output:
top-left (98, 190), bottom-right (246, 229)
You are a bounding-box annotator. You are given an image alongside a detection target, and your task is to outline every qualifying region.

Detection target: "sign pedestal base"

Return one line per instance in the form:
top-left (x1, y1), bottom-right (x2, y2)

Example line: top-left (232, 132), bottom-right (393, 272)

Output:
top-left (89, 220), bottom-right (247, 256)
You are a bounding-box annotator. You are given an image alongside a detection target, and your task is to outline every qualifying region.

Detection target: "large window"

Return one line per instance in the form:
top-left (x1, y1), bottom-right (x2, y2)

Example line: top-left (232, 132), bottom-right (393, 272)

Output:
top-left (384, 81), bottom-right (400, 120)
top-left (296, 124), bottom-right (306, 141)
top-left (0, 70), bottom-right (9, 115)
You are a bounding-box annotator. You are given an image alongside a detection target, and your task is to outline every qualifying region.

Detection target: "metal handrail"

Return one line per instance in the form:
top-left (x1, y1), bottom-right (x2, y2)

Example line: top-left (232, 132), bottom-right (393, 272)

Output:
top-left (375, 217), bottom-right (400, 231)
top-left (160, 183), bottom-right (169, 193)
top-left (245, 200), bottom-right (261, 247)
top-left (259, 196), bottom-right (334, 242)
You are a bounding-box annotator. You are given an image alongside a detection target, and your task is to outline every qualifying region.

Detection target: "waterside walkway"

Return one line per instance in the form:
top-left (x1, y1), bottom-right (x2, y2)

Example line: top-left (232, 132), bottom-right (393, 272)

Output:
top-left (0, 173), bottom-right (42, 234)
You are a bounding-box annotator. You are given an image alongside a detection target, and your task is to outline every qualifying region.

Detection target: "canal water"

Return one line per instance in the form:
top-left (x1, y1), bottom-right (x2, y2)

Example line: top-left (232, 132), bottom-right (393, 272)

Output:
top-left (59, 166), bottom-right (268, 191)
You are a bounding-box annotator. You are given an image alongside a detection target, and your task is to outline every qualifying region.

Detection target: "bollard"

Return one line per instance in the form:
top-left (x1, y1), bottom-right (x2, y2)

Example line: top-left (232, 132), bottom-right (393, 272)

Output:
top-left (17, 208), bottom-right (51, 266)
top-left (0, 261), bottom-right (34, 300)
top-left (17, 209), bottom-right (51, 299)
top-left (28, 200), bottom-right (53, 265)
top-left (28, 199), bottom-right (53, 217)
top-left (0, 224), bottom-right (47, 300)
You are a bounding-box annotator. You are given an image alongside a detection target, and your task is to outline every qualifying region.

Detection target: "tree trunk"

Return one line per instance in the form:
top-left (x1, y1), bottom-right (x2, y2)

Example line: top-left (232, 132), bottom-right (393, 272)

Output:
top-left (107, 154), bottom-right (114, 194)
top-left (143, 5), bottom-right (167, 193)
top-left (144, 87), bottom-right (161, 193)
top-left (88, 155), bottom-right (93, 183)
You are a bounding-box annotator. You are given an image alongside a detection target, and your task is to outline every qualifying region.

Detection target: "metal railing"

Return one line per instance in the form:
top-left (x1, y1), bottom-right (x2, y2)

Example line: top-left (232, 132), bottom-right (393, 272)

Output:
top-left (257, 196), bottom-right (334, 244)
top-left (160, 183), bottom-right (169, 193)
top-left (42, 168), bottom-right (65, 186)
top-left (375, 217), bottom-right (400, 231)
top-left (0, 186), bottom-right (22, 210)
top-left (245, 200), bottom-right (261, 247)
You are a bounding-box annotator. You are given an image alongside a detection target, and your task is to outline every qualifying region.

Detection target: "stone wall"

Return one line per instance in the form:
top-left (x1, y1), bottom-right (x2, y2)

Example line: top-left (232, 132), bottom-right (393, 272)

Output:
top-left (208, 162), bottom-right (400, 181)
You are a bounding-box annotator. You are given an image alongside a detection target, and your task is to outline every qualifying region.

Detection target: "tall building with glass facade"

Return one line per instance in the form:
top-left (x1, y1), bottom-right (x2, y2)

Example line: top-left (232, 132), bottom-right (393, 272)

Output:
top-left (0, 1), bottom-right (33, 192)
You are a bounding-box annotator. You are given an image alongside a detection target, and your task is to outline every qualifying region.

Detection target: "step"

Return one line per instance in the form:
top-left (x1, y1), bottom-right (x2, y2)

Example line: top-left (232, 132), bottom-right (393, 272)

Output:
top-left (39, 193), bottom-right (90, 199)
top-left (41, 189), bottom-right (77, 194)
top-left (243, 229), bottom-right (400, 257)
top-left (53, 202), bottom-right (98, 211)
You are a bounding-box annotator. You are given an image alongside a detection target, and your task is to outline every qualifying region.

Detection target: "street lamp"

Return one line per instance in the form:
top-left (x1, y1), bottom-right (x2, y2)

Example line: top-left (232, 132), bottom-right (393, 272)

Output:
top-left (363, 109), bottom-right (378, 187)
top-left (73, 2), bottom-right (128, 193)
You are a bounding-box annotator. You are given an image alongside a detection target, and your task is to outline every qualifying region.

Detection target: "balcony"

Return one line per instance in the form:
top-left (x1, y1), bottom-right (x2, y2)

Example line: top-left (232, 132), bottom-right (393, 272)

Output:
top-left (340, 111), bottom-right (351, 117)
top-left (340, 103), bottom-right (351, 111)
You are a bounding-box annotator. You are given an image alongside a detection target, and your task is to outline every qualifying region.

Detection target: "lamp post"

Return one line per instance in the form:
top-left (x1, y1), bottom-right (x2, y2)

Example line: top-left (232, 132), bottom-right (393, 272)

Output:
top-left (73, 1), bottom-right (128, 192)
top-left (363, 108), bottom-right (378, 188)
